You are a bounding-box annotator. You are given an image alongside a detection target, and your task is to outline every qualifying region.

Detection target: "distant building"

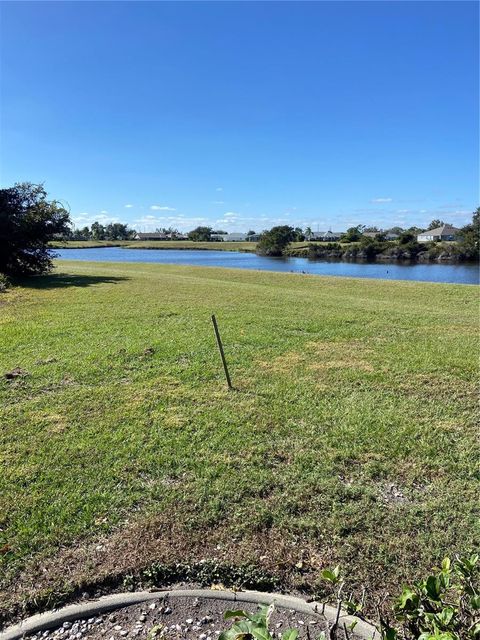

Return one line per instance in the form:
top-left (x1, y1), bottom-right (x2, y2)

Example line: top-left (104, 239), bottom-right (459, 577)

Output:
top-left (134, 232), bottom-right (188, 240)
top-left (134, 232), bottom-right (168, 240)
top-left (417, 225), bottom-right (460, 243)
top-left (363, 231), bottom-right (399, 240)
top-left (215, 233), bottom-right (250, 242)
top-left (309, 230), bottom-right (344, 241)
top-left (385, 232), bottom-right (399, 241)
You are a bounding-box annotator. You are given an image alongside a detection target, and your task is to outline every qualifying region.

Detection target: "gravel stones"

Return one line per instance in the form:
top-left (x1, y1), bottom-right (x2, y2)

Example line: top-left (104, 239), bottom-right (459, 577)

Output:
top-left (22, 596), bottom-right (351, 640)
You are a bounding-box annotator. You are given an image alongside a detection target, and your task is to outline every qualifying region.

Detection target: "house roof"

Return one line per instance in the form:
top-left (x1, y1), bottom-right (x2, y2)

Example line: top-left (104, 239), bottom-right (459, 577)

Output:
top-left (220, 233), bottom-right (247, 240)
top-left (419, 224), bottom-right (460, 236)
top-left (311, 230), bottom-right (343, 237)
top-left (136, 232), bottom-right (167, 238)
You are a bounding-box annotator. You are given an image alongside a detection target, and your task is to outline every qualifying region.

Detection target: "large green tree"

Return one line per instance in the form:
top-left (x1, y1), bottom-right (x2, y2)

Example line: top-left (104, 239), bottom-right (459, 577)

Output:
top-left (256, 225), bottom-right (295, 256)
top-left (341, 225), bottom-right (364, 242)
top-left (458, 208), bottom-right (480, 260)
top-left (427, 219), bottom-right (445, 230)
top-left (0, 183), bottom-right (70, 276)
top-left (188, 226), bottom-right (213, 242)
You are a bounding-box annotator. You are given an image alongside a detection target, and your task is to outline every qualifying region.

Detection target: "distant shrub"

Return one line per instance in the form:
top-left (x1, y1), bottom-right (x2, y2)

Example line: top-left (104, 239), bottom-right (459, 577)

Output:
top-left (0, 273), bottom-right (9, 292)
top-left (256, 226), bottom-right (296, 256)
top-left (307, 242), bottom-right (343, 259)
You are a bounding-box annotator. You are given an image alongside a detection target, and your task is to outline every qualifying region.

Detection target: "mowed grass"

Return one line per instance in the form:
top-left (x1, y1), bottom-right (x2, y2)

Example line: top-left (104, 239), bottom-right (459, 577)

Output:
top-left (0, 261), bottom-right (478, 619)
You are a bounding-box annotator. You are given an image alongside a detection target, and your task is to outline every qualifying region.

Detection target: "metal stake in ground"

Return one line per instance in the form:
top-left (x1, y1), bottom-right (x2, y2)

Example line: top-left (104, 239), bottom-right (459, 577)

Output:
top-left (211, 314), bottom-right (233, 389)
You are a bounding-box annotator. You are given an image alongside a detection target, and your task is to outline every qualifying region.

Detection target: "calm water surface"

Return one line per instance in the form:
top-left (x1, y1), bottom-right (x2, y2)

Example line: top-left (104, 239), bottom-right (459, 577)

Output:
top-left (56, 247), bottom-right (479, 285)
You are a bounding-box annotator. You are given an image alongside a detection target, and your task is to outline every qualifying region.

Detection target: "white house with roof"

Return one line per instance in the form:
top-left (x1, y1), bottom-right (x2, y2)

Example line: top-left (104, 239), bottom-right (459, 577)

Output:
top-left (308, 230), bottom-right (344, 241)
top-left (363, 231), bottom-right (399, 240)
top-left (417, 224), bottom-right (460, 243)
top-left (211, 233), bottom-right (261, 242)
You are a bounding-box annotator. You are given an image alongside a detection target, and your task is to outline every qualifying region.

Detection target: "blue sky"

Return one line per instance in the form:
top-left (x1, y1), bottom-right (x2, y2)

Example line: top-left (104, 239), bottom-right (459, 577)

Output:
top-left (1, 1), bottom-right (478, 232)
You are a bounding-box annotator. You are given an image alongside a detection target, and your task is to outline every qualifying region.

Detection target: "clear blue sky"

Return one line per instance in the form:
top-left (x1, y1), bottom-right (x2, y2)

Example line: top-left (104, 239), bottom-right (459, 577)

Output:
top-left (1, 1), bottom-right (478, 232)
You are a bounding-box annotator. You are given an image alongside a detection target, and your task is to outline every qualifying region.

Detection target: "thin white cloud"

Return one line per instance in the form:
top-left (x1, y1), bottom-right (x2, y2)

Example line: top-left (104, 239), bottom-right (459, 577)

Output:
top-left (211, 200), bottom-right (225, 205)
top-left (72, 213), bottom-right (121, 226)
top-left (371, 197), bottom-right (393, 203)
top-left (124, 204), bottom-right (134, 208)
top-left (100, 210), bottom-right (108, 214)
top-left (216, 187), bottom-right (223, 192)
top-left (223, 212), bottom-right (238, 217)
top-left (150, 205), bottom-right (176, 211)
top-left (134, 215), bottom-right (165, 221)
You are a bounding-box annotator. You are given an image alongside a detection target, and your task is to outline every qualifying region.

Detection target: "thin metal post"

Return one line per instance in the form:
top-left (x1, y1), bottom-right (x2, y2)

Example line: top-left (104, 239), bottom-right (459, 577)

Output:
top-left (211, 314), bottom-right (232, 389)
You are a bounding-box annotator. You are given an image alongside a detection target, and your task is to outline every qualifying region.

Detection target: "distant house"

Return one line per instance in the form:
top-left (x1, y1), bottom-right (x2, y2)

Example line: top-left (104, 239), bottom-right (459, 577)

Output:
top-left (417, 224), bottom-right (460, 243)
top-left (134, 232), bottom-right (168, 241)
top-left (309, 230), bottom-right (344, 241)
top-left (385, 232), bottom-right (399, 241)
top-left (363, 231), bottom-right (399, 240)
top-left (217, 233), bottom-right (249, 242)
top-left (134, 232), bottom-right (188, 241)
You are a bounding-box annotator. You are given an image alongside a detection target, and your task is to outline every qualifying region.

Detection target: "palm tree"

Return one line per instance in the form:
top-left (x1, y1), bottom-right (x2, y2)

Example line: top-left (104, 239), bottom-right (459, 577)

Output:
top-left (305, 226), bottom-right (313, 240)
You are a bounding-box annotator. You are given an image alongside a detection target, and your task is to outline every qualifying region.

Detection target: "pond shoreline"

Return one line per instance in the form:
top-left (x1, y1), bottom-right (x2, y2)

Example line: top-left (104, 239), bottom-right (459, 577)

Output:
top-left (54, 243), bottom-right (479, 265)
top-left (54, 248), bottom-right (479, 284)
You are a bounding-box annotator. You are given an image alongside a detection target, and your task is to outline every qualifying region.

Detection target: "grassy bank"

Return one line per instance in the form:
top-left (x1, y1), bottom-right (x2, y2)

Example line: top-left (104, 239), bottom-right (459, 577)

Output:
top-left (50, 240), bottom-right (131, 248)
top-left (51, 240), bottom-right (259, 251)
top-left (0, 261), bottom-right (478, 623)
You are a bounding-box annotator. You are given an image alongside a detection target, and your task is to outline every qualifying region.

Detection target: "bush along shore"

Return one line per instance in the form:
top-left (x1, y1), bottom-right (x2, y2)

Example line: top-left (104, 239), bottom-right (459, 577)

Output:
top-left (287, 239), bottom-right (479, 264)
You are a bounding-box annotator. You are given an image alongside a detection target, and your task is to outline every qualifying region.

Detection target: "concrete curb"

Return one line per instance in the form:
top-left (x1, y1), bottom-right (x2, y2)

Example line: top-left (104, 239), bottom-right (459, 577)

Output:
top-left (0, 589), bottom-right (378, 640)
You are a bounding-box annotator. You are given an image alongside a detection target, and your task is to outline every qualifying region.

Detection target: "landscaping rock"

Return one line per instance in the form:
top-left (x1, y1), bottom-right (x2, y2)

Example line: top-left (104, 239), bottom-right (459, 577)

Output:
top-left (18, 596), bottom-right (356, 640)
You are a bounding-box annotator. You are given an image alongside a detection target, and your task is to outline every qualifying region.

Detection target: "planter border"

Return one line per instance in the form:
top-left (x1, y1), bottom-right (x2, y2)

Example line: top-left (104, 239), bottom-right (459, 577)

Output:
top-left (0, 589), bottom-right (377, 640)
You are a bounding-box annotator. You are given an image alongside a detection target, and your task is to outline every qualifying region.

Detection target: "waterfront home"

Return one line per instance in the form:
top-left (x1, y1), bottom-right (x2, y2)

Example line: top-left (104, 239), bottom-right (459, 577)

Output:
top-left (134, 232), bottom-right (168, 240)
top-left (213, 233), bottom-right (257, 242)
top-left (309, 230), bottom-right (344, 241)
top-left (417, 224), bottom-right (460, 243)
top-left (134, 232), bottom-right (188, 241)
top-left (363, 231), bottom-right (399, 240)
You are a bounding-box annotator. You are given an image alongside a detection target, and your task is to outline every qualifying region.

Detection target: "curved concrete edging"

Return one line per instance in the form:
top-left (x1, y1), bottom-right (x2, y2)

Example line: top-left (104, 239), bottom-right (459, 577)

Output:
top-left (0, 589), bottom-right (378, 640)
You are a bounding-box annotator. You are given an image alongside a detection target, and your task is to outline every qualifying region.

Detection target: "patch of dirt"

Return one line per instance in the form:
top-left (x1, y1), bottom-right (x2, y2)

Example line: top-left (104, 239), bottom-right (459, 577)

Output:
top-left (309, 361), bottom-right (374, 373)
top-left (20, 596), bottom-right (354, 640)
top-left (259, 341), bottom-right (375, 376)
top-left (0, 512), bottom-right (355, 630)
top-left (259, 352), bottom-right (304, 373)
top-left (4, 367), bottom-right (29, 380)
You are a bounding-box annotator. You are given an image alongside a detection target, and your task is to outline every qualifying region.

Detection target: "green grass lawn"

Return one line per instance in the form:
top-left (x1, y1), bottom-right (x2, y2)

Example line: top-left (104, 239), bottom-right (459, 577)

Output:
top-left (0, 261), bottom-right (478, 623)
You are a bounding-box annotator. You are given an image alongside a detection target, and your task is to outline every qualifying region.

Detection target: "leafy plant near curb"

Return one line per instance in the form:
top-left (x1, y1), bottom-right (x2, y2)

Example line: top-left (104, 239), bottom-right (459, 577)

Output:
top-left (219, 604), bottom-right (310, 640)
top-left (320, 556), bottom-right (479, 639)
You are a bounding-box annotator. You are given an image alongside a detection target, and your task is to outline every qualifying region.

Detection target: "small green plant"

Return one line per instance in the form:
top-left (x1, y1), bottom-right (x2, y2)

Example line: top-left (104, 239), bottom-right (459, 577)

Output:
top-left (146, 624), bottom-right (165, 640)
top-left (381, 555), bottom-right (479, 640)
top-left (219, 604), bottom-right (311, 640)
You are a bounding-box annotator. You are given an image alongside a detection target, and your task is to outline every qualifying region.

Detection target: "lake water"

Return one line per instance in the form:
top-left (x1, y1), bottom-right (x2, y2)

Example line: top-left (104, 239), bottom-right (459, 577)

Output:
top-left (55, 247), bottom-right (479, 285)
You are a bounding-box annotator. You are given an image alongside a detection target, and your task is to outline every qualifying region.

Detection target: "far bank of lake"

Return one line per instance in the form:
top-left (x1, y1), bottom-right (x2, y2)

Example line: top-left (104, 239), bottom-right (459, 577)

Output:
top-left (55, 247), bottom-right (479, 284)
